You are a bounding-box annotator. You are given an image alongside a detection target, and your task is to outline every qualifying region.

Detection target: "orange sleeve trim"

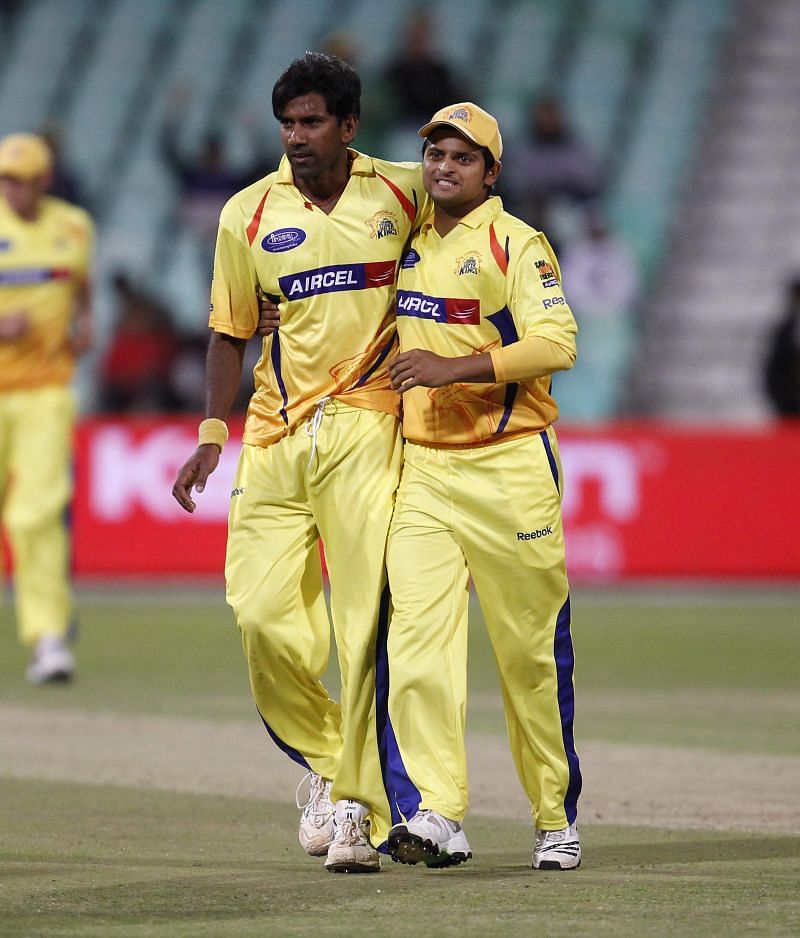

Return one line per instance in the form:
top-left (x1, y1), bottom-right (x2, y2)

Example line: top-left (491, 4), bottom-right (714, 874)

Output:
top-left (245, 186), bottom-right (271, 246)
top-left (376, 172), bottom-right (416, 222)
top-left (489, 222), bottom-right (509, 275)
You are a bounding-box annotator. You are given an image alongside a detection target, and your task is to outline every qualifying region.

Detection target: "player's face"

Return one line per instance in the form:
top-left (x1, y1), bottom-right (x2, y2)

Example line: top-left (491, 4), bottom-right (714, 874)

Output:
top-left (278, 93), bottom-right (357, 180)
top-left (422, 129), bottom-right (500, 218)
top-left (0, 175), bottom-right (44, 219)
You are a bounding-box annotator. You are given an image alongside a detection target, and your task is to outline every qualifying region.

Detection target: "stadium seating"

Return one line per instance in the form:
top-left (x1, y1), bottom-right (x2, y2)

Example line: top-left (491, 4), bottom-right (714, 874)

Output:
top-left (0, 0), bottom-right (740, 418)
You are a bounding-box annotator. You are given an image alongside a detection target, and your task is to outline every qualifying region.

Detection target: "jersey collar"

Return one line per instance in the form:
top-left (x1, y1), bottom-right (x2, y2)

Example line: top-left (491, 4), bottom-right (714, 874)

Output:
top-left (276, 148), bottom-right (375, 187)
top-left (421, 195), bottom-right (503, 234)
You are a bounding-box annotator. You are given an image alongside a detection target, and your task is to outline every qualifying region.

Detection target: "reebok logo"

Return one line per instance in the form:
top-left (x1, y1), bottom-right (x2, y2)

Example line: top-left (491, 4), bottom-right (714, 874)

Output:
top-left (517, 526), bottom-right (553, 541)
top-left (231, 487), bottom-right (245, 497)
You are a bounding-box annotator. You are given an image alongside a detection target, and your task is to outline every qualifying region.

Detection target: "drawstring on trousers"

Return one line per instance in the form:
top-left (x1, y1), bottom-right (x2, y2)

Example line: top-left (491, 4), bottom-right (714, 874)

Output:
top-left (305, 397), bottom-right (331, 467)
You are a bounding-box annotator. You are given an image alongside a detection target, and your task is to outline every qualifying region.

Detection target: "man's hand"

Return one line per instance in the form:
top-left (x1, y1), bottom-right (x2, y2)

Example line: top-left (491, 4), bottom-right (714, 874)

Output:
top-left (257, 297), bottom-right (281, 336)
top-left (0, 311), bottom-right (31, 342)
top-left (389, 349), bottom-right (460, 391)
top-left (172, 444), bottom-right (221, 513)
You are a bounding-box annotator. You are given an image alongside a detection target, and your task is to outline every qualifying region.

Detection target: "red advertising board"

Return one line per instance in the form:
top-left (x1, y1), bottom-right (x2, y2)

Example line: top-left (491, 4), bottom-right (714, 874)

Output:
top-left (70, 418), bottom-right (800, 580)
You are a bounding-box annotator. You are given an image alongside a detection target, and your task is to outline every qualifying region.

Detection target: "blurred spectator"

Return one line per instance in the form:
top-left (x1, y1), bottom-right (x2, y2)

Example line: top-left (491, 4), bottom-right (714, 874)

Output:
top-left (764, 279), bottom-right (800, 417)
top-left (501, 95), bottom-right (603, 245)
top-left (160, 89), bottom-right (274, 270)
top-left (39, 120), bottom-right (86, 208)
top-left (99, 272), bottom-right (179, 412)
top-left (380, 11), bottom-right (464, 160)
top-left (553, 210), bottom-right (640, 421)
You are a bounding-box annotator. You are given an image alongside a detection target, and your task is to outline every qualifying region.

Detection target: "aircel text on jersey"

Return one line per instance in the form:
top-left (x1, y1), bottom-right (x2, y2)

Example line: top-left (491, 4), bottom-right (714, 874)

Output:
top-left (289, 268), bottom-right (356, 295)
top-left (397, 292), bottom-right (441, 318)
top-left (278, 260), bottom-right (395, 300)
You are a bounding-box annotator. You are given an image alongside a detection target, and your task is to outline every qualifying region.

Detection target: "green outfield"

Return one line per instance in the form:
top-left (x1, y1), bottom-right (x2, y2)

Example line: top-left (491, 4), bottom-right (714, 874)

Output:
top-left (1, 585), bottom-right (799, 936)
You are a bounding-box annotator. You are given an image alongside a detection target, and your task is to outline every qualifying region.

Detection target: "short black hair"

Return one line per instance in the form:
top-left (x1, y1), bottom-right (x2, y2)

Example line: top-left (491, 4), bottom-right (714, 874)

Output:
top-left (272, 52), bottom-right (361, 122)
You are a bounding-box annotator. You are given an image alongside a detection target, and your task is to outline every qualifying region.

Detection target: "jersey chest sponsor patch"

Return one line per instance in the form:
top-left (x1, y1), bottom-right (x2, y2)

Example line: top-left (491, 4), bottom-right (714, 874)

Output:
top-left (396, 289), bottom-right (480, 325)
top-left (262, 227), bottom-right (306, 253)
top-left (0, 266), bottom-right (71, 286)
top-left (278, 260), bottom-right (396, 300)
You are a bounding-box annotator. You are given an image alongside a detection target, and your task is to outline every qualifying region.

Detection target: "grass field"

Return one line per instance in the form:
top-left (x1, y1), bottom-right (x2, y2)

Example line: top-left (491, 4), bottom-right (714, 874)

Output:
top-left (1, 584), bottom-right (799, 936)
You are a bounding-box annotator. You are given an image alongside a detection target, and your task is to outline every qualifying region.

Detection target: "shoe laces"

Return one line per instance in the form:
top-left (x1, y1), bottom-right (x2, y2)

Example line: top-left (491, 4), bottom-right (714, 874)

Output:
top-left (295, 772), bottom-right (332, 826)
top-left (336, 817), bottom-right (370, 847)
top-left (305, 396), bottom-right (330, 467)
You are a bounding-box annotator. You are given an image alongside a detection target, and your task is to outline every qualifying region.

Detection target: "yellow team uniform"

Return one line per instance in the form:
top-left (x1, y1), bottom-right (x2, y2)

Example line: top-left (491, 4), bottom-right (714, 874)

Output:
top-left (385, 196), bottom-right (582, 831)
top-left (0, 194), bottom-right (93, 645)
top-left (210, 150), bottom-right (427, 845)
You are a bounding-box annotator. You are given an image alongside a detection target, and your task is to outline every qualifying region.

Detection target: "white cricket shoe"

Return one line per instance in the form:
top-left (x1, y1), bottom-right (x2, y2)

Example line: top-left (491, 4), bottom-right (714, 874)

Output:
top-left (324, 800), bottom-right (381, 873)
top-left (296, 772), bottom-right (335, 856)
top-left (532, 823), bottom-right (581, 870)
top-left (388, 810), bottom-right (472, 868)
top-left (26, 635), bottom-right (75, 685)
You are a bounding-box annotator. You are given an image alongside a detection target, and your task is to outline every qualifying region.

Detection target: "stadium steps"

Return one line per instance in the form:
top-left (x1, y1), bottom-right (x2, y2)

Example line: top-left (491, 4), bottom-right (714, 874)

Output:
top-left (630, 0), bottom-right (800, 422)
top-left (0, 0), bottom-right (101, 134)
top-left (607, 0), bottom-right (735, 281)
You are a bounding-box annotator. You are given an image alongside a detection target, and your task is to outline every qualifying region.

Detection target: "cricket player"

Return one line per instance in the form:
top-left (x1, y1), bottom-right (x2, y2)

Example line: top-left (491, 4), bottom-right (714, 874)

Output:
top-left (172, 53), bottom-right (429, 873)
top-left (383, 103), bottom-right (583, 870)
top-left (0, 133), bottom-right (93, 684)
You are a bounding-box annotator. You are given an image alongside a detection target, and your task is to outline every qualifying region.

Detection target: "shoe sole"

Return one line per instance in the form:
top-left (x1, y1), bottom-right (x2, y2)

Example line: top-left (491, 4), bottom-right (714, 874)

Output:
top-left (387, 827), bottom-right (471, 869)
top-left (28, 670), bottom-right (73, 686)
top-left (533, 859), bottom-right (581, 871)
top-left (325, 861), bottom-right (381, 874)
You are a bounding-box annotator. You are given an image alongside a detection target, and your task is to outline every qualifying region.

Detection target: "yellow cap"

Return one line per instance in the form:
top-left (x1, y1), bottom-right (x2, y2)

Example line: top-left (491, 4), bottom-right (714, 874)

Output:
top-left (0, 133), bottom-right (53, 180)
top-left (418, 102), bottom-right (503, 161)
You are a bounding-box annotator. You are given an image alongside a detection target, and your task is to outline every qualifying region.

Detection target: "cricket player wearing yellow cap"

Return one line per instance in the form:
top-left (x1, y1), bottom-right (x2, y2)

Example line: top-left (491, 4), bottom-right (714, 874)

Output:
top-left (0, 133), bottom-right (94, 684)
top-left (383, 103), bottom-right (583, 871)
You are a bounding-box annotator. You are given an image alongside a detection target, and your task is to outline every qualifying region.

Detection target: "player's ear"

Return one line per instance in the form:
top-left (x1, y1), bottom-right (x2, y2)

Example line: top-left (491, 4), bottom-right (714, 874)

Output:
top-left (341, 115), bottom-right (359, 145)
top-left (485, 160), bottom-right (501, 188)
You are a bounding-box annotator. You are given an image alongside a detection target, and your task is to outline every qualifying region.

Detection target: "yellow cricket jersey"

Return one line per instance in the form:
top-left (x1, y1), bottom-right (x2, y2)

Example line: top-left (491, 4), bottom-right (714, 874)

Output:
top-left (0, 195), bottom-right (93, 392)
top-left (396, 196), bottom-right (577, 447)
top-left (209, 150), bottom-right (428, 447)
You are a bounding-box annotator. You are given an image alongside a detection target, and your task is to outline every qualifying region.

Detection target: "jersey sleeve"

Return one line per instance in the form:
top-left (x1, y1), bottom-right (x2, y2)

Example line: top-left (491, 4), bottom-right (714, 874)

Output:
top-left (71, 208), bottom-right (95, 283)
top-left (490, 232), bottom-right (577, 380)
top-left (208, 198), bottom-right (259, 338)
top-left (491, 335), bottom-right (575, 384)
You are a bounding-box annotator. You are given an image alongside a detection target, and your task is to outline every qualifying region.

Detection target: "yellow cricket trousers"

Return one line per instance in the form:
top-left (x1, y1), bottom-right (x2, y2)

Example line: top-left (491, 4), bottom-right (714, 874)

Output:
top-left (0, 385), bottom-right (75, 646)
top-left (386, 427), bottom-right (581, 830)
top-left (225, 400), bottom-right (403, 846)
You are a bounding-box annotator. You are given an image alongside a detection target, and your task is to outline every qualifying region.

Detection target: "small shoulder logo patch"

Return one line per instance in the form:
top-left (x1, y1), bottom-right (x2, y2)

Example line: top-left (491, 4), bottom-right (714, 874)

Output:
top-left (535, 258), bottom-right (559, 288)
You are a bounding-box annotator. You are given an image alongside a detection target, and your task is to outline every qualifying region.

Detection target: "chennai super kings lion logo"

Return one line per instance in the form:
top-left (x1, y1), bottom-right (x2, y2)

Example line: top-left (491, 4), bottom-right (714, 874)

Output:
top-left (447, 106), bottom-right (471, 124)
top-left (455, 252), bottom-right (482, 275)
top-left (365, 211), bottom-right (399, 239)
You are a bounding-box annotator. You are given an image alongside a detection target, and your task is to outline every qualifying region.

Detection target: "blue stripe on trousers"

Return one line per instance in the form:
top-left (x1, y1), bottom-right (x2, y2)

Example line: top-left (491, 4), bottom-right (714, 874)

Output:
top-left (375, 583), bottom-right (422, 842)
top-left (554, 595), bottom-right (582, 824)
top-left (257, 707), bottom-right (311, 771)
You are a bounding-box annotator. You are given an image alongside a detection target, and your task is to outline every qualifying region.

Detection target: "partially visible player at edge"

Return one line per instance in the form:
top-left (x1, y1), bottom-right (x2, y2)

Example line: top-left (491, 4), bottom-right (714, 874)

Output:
top-left (383, 103), bottom-right (583, 871)
top-left (171, 53), bottom-right (430, 873)
top-left (0, 133), bottom-right (93, 685)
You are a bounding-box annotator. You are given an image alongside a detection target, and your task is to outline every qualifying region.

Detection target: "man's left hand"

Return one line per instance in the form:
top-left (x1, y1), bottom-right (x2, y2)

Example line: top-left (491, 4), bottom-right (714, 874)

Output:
top-left (389, 349), bottom-right (458, 391)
